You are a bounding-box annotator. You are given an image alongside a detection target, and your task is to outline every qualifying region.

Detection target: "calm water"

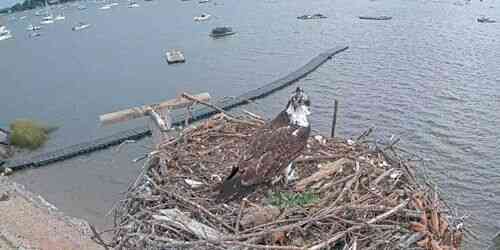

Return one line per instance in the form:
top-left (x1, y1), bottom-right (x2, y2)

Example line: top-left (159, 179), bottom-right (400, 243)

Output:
top-left (1, 0), bottom-right (499, 248)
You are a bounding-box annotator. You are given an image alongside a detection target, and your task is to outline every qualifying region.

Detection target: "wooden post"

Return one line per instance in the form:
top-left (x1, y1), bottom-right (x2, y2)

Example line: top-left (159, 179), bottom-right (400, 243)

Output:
top-left (331, 99), bottom-right (338, 138)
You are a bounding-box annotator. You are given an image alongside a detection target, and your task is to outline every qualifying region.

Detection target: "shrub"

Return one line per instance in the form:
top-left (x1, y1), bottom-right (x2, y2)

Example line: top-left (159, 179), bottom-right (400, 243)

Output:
top-left (9, 119), bottom-right (51, 150)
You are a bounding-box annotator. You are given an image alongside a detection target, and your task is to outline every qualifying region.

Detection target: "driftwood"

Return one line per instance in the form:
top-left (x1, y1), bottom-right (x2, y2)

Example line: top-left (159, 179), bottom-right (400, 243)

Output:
top-left (95, 114), bottom-right (465, 250)
top-left (99, 92), bottom-right (210, 126)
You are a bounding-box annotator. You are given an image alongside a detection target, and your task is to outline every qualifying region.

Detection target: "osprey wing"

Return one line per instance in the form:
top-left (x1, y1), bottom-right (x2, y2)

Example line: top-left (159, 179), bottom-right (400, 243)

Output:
top-left (239, 125), bottom-right (310, 186)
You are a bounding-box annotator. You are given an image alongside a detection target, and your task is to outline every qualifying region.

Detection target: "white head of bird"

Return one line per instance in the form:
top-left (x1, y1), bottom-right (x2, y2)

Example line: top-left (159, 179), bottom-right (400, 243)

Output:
top-left (286, 87), bottom-right (311, 127)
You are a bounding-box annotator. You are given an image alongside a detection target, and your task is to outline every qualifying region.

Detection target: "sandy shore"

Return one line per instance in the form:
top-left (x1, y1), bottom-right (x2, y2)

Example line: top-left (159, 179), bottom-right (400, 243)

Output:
top-left (0, 176), bottom-right (102, 250)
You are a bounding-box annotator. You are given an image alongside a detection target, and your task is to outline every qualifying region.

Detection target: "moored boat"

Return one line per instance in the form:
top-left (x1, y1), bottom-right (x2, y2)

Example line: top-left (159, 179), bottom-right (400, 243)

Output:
top-left (54, 14), bottom-right (65, 21)
top-left (72, 22), bottom-right (91, 31)
top-left (128, 2), bottom-right (140, 8)
top-left (40, 15), bottom-right (54, 24)
top-left (477, 16), bottom-right (496, 23)
top-left (0, 25), bottom-right (13, 41)
top-left (297, 13), bottom-right (327, 20)
top-left (359, 15), bottom-right (392, 20)
top-left (27, 24), bottom-right (42, 31)
top-left (210, 26), bottom-right (236, 38)
top-left (194, 13), bottom-right (211, 21)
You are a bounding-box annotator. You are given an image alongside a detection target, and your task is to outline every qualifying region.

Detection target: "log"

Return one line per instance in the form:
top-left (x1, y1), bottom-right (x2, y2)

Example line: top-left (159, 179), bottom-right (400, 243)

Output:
top-left (153, 208), bottom-right (221, 241)
top-left (99, 93), bottom-right (210, 126)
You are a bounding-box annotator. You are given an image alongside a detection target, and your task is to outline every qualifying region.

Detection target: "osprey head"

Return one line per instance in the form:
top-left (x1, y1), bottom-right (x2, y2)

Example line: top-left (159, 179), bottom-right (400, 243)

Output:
top-left (286, 87), bottom-right (311, 127)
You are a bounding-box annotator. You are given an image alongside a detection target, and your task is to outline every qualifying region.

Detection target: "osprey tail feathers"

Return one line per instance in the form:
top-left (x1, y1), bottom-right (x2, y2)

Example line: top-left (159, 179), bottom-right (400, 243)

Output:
top-left (216, 175), bottom-right (255, 202)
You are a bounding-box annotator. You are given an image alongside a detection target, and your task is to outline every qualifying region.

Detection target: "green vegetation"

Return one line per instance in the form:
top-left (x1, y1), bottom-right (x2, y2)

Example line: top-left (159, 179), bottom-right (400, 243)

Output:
top-left (269, 191), bottom-right (319, 208)
top-left (0, 0), bottom-right (78, 14)
top-left (9, 119), bottom-right (56, 150)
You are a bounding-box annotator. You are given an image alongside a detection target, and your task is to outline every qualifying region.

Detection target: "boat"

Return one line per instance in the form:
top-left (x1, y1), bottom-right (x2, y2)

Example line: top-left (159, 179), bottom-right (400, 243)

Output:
top-left (199, 0), bottom-right (210, 3)
top-left (29, 32), bottom-right (41, 38)
top-left (358, 15), bottom-right (392, 20)
top-left (27, 24), bottom-right (42, 31)
top-left (128, 2), bottom-right (140, 8)
top-left (72, 22), bottom-right (91, 31)
top-left (165, 49), bottom-right (186, 64)
top-left (100, 4), bottom-right (112, 10)
top-left (297, 13), bottom-right (328, 20)
top-left (54, 14), bottom-right (65, 21)
top-left (477, 16), bottom-right (496, 23)
top-left (77, 5), bottom-right (87, 10)
top-left (0, 25), bottom-right (13, 41)
top-left (209, 26), bottom-right (236, 38)
top-left (109, 2), bottom-right (119, 6)
top-left (35, 10), bottom-right (48, 16)
top-left (19, 16), bottom-right (27, 20)
top-left (194, 13), bottom-right (211, 21)
top-left (40, 15), bottom-right (54, 24)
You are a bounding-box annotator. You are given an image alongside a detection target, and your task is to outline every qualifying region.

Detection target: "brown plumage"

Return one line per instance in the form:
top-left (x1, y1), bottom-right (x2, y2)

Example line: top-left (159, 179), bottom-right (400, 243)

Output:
top-left (217, 87), bottom-right (311, 201)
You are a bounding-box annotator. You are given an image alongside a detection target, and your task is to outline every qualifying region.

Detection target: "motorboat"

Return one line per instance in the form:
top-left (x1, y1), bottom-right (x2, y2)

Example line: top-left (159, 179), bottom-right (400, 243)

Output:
top-left (27, 24), bottom-right (42, 31)
top-left (19, 16), bottom-right (27, 20)
top-left (165, 49), bottom-right (186, 64)
top-left (35, 10), bottom-right (48, 16)
top-left (72, 22), bottom-right (91, 31)
top-left (194, 13), bottom-right (211, 21)
top-left (477, 16), bottom-right (496, 23)
top-left (128, 2), bottom-right (140, 8)
top-left (77, 5), bottom-right (87, 10)
top-left (54, 14), bottom-right (65, 21)
top-left (210, 26), bottom-right (236, 38)
top-left (100, 4), bottom-right (112, 10)
top-left (297, 13), bottom-right (327, 20)
top-left (0, 25), bottom-right (13, 41)
top-left (358, 15), bottom-right (392, 20)
top-left (199, 0), bottom-right (210, 3)
top-left (109, 2), bottom-right (119, 6)
top-left (40, 15), bottom-right (54, 24)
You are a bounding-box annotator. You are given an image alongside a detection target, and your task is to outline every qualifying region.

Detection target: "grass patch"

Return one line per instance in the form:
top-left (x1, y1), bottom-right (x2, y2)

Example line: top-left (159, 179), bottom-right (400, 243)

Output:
top-left (9, 119), bottom-right (54, 150)
top-left (270, 191), bottom-right (319, 208)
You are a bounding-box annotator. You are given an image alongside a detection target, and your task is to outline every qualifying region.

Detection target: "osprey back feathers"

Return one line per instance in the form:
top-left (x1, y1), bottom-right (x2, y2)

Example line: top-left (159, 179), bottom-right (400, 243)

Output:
top-left (217, 87), bottom-right (311, 202)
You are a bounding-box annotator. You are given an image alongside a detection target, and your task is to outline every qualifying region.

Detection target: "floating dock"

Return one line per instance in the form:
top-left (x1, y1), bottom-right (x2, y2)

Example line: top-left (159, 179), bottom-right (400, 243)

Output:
top-left (1, 46), bottom-right (348, 172)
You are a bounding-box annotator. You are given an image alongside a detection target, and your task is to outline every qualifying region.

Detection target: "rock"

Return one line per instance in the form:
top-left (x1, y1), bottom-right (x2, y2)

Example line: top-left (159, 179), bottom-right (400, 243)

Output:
top-left (0, 128), bottom-right (9, 145)
top-left (2, 167), bottom-right (13, 176)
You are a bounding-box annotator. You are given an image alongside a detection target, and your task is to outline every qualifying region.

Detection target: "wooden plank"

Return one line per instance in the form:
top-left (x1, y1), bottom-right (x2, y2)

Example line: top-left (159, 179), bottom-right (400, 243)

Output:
top-left (99, 93), bottom-right (210, 126)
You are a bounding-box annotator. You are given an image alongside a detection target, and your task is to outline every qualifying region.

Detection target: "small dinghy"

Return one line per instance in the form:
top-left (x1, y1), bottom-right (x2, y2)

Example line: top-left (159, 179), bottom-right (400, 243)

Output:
top-left (297, 13), bottom-right (327, 20)
top-left (72, 22), bottom-right (91, 31)
top-left (477, 16), bottom-right (496, 23)
top-left (128, 2), bottom-right (140, 8)
top-left (359, 15), bottom-right (392, 20)
top-left (100, 4), bottom-right (112, 10)
top-left (210, 26), bottom-right (236, 38)
top-left (165, 49), bottom-right (186, 64)
top-left (27, 24), bottom-right (42, 31)
top-left (54, 14), bottom-right (65, 21)
top-left (40, 15), bottom-right (54, 24)
top-left (29, 32), bottom-right (41, 38)
top-left (194, 13), bottom-right (211, 21)
top-left (199, 0), bottom-right (210, 3)
top-left (77, 5), bottom-right (87, 10)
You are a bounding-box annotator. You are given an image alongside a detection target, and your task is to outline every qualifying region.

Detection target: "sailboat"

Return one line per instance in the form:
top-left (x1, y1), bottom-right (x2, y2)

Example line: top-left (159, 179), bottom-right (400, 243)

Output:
top-left (40, 0), bottom-right (54, 25)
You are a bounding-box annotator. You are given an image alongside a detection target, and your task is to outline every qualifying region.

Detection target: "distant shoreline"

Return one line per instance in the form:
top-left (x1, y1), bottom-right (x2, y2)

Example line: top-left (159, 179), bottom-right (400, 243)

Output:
top-left (0, 0), bottom-right (78, 14)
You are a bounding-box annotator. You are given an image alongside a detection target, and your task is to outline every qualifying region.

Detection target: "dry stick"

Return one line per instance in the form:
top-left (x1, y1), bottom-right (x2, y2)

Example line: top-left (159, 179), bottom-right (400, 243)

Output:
top-left (235, 198), bottom-right (247, 233)
top-left (151, 180), bottom-right (235, 232)
top-left (181, 93), bottom-right (260, 127)
top-left (89, 223), bottom-right (110, 250)
top-left (225, 241), bottom-right (304, 250)
top-left (308, 199), bottom-right (409, 250)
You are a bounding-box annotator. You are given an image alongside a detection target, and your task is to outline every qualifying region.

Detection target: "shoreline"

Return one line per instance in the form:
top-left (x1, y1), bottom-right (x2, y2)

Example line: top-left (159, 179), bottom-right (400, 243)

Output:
top-left (0, 176), bottom-right (102, 249)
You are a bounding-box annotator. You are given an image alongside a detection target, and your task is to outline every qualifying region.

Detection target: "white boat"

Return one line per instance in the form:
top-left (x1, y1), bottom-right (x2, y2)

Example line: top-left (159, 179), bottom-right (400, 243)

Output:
top-left (199, 0), bottom-right (210, 3)
top-left (165, 49), bottom-right (186, 64)
top-left (19, 16), bottom-right (27, 20)
top-left (109, 2), bottom-right (119, 6)
top-left (100, 4), bottom-right (112, 10)
top-left (128, 2), bottom-right (140, 8)
top-left (72, 22), bottom-right (91, 31)
top-left (29, 32), bottom-right (41, 38)
top-left (54, 14), bottom-right (65, 21)
top-left (40, 15), bottom-right (54, 24)
top-left (77, 5), bottom-right (87, 10)
top-left (0, 26), bottom-right (13, 41)
top-left (194, 13), bottom-right (211, 21)
top-left (27, 24), bottom-right (42, 31)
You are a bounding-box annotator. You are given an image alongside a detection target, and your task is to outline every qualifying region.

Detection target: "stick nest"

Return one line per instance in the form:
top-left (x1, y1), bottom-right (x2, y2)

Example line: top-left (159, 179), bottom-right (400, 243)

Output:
top-left (96, 113), bottom-right (465, 250)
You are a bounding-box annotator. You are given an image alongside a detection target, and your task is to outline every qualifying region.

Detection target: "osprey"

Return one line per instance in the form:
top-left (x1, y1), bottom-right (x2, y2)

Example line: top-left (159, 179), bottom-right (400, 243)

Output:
top-left (217, 87), bottom-right (311, 201)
